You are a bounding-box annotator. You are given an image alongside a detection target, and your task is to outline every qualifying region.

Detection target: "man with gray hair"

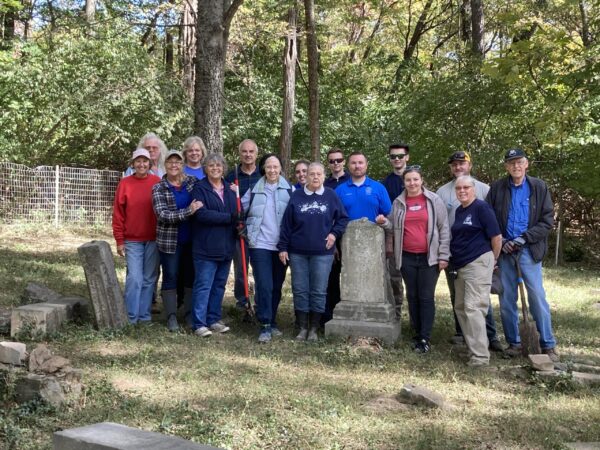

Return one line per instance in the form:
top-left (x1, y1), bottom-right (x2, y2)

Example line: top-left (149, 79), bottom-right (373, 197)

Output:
top-left (436, 151), bottom-right (503, 352)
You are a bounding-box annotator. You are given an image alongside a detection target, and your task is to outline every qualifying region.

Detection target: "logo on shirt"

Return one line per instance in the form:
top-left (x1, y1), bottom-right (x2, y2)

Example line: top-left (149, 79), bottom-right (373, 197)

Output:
top-left (408, 204), bottom-right (422, 211)
top-left (300, 201), bottom-right (328, 214)
top-left (365, 187), bottom-right (373, 195)
top-left (463, 214), bottom-right (473, 226)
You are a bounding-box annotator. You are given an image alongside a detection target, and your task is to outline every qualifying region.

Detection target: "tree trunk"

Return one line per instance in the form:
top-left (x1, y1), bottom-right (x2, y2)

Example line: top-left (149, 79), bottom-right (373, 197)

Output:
top-left (304, 0), bottom-right (320, 162)
top-left (85, 0), bottom-right (96, 23)
top-left (460, 0), bottom-right (470, 43)
top-left (470, 0), bottom-right (484, 57)
top-left (194, 0), bottom-right (243, 154)
top-left (579, 0), bottom-right (592, 47)
top-left (279, 6), bottom-right (298, 176)
top-left (403, 0), bottom-right (433, 61)
top-left (181, 0), bottom-right (197, 99)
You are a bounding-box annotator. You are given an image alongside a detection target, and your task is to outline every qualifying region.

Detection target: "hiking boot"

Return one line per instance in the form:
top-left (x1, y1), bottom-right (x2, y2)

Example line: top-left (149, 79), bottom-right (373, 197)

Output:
top-left (166, 314), bottom-right (179, 332)
top-left (271, 327), bottom-right (283, 338)
top-left (258, 329), bottom-right (272, 343)
top-left (467, 357), bottom-right (489, 368)
top-left (307, 312), bottom-right (322, 342)
top-left (295, 311), bottom-right (309, 341)
top-left (209, 321), bottom-right (230, 333)
top-left (194, 326), bottom-right (212, 337)
top-left (542, 347), bottom-right (560, 362)
top-left (504, 344), bottom-right (522, 358)
top-left (414, 339), bottom-right (431, 354)
top-left (489, 340), bottom-right (505, 352)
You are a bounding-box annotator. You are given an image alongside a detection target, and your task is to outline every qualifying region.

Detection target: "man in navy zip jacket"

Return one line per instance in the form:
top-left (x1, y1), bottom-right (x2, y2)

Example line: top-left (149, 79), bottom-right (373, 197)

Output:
top-left (486, 148), bottom-right (559, 361)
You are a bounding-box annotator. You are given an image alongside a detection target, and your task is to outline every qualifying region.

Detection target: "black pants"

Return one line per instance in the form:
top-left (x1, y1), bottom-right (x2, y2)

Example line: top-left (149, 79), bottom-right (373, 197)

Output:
top-left (401, 252), bottom-right (440, 342)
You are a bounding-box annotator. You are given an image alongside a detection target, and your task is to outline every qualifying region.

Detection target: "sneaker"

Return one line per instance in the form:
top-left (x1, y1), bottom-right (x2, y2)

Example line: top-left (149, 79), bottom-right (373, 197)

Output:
top-left (194, 326), bottom-right (212, 337)
top-left (414, 339), bottom-right (431, 354)
top-left (542, 347), bottom-right (560, 362)
top-left (209, 321), bottom-right (230, 333)
top-left (504, 344), bottom-right (522, 358)
top-left (271, 327), bottom-right (283, 338)
top-left (258, 329), bottom-right (272, 343)
top-left (449, 335), bottom-right (465, 345)
top-left (489, 339), bottom-right (505, 352)
top-left (467, 358), bottom-right (489, 368)
top-left (410, 336), bottom-right (420, 349)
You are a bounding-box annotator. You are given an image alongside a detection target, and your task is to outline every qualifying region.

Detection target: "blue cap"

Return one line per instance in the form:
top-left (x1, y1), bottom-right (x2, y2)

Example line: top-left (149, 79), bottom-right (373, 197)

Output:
top-left (504, 148), bottom-right (527, 162)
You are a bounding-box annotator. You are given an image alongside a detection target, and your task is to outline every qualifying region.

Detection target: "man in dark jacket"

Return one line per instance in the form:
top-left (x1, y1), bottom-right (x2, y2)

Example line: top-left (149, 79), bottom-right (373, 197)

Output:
top-left (486, 148), bottom-right (558, 361)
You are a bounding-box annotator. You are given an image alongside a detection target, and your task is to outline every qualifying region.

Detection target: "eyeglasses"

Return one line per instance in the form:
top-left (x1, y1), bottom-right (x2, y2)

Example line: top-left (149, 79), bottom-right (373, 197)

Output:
top-left (455, 185), bottom-right (473, 191)
top-left (328, 158), bottom-right (344, 164)
top-left (389, 154), bottom-right (406, 160)
top-left (166, 160), bottom-right (183, 166)
top-left (506, 159), bottom-right (527, 167)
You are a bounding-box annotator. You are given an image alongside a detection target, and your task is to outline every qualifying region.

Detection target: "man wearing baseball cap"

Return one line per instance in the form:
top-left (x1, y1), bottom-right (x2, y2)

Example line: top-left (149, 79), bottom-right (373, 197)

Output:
top-left (486, 148), bottom-right (559, 361)
top-left (436, 151), bottom-right (503, 352)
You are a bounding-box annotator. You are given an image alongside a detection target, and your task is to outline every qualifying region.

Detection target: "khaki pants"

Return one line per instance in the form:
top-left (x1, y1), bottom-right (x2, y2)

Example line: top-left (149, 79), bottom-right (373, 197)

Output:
top-left (455, 251), bottom-right (494, 363)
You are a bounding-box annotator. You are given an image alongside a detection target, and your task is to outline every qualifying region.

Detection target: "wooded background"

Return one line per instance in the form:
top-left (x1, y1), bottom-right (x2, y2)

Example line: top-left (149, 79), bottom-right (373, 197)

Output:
top-left (1, 0), bottom-right (599, 240)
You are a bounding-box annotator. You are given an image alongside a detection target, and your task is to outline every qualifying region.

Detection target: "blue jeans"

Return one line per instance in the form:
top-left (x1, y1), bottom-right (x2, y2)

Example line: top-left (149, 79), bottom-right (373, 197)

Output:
top-left (498, 248), bottom-right (556, 349)
top-left (250, 248), bottom-right (287, 327)
top-left (191, 255), bottom-right (231, 329)
top-left (289, 253), bottom-right (334, 313)
top-left (232, 240), bottom-right (250, 307)
top-left (159, 242), bottom-right (194, 291)
top-left (401, 252), bottom-right (440, 342)
top-left (124, 241), bottom-right (159, 324)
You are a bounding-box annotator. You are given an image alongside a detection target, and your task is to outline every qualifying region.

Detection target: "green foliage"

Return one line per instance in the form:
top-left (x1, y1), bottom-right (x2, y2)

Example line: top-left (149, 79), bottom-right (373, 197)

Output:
top-left (0, 22), bottom-right (191, 170)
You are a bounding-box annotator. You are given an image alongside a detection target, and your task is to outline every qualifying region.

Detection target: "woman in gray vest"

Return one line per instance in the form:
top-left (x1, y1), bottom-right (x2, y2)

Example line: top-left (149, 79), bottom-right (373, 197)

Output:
top-left (241, 153), bottom-right (292, 343)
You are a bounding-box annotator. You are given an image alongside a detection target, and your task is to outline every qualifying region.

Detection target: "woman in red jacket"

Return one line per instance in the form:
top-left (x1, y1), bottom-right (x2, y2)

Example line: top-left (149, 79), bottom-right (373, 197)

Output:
top-left (113, 148), bottom-right (161, 324)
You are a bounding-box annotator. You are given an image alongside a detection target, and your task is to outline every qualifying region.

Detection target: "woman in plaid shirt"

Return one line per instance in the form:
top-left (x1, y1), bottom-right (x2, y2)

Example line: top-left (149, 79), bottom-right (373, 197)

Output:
top-left (152, 150), bottom-right (203, 331)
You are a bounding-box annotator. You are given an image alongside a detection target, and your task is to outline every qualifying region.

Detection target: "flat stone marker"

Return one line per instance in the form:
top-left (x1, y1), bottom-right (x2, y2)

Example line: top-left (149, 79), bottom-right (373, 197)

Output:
top-left (565, 443), bottom-right (600, 450)
top-left (325, 219), bottom-right (400, 344)
top-left (78, 241), bottom-right (128, 329)
top-left (53, 422), bottom-right (223, 450)
top-left (528, 354), bottom-right (554, 371)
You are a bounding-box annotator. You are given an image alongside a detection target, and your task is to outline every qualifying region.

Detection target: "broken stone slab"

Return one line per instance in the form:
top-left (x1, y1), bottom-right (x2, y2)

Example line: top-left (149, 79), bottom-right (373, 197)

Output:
top-left (564, 443), bottom-right (600, 450)
top-left (0, 341), bottom-right (27, 365)
top-left (21, 282), bottom-right (62, 305)
top-left (572, 371), bottom-right (600, 387)
top-left (15, 373), bottom-right (68, 406)
top-left (29, 344), bottom-right (70, 374)
top-left (572, 363), bottom-right (600, 375)
top-left (78, 241), bottom-right (128, 329)
top-left (45, 296), bottom-right (90, 321)
top-left (11, 303), bottom-right (63, 337)
top-left (397, 383), bottom-right (446, 409)
top-left (326, 219), bottom-right (400, 345)
top-left (528, 354), bottom-right (554, 371)
top-left (53, 422), bottom-right (223, 450)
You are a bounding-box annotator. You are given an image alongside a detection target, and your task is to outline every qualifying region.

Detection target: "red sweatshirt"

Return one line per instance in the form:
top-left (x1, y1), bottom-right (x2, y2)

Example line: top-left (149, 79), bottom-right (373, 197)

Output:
top-left (112, 174), bottom-right (161, 246)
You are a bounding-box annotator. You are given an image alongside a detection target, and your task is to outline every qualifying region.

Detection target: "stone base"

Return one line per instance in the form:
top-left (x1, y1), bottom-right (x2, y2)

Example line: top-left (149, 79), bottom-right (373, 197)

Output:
top-left (332, 301), bottom-right (396, 322)
top-left (53, 422), bottom-right (223, 450)
top-left (325, 318), bottom-right (401, 345)
top-left (11, 304), bottom-right (63, 337)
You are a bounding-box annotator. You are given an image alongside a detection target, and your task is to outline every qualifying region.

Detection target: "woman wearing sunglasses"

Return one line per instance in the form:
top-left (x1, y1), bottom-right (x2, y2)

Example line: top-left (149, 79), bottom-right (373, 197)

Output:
top-left (376, 165), bottom-right (450, 353)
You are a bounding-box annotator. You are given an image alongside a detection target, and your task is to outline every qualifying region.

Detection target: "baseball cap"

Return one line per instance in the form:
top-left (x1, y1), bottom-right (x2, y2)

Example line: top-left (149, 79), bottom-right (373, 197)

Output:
top-left (447, 151), bottom-right (471, 164)
top-left (166, 150), bottom-right (183, 160)
top-left (504, 148), bottom-right (527, 162)
top-left (131, 148), bottom-right (151, 160)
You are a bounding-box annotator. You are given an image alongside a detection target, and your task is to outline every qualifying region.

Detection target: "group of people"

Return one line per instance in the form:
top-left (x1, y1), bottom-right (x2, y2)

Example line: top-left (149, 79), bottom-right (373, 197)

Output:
top-left (112, 133), bottom-right (559, 367)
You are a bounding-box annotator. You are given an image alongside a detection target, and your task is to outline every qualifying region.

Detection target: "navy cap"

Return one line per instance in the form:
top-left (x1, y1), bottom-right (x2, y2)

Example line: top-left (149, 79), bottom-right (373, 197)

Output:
top-left (504, 148), bottom-right (528, 162)
top-left (447, 151), bottom-right (471, 164)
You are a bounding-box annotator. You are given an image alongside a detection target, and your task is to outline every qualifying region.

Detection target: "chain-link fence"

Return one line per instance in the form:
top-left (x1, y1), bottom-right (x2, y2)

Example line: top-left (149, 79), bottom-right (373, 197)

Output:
top-left (0, 162), bottom-right (121, 226)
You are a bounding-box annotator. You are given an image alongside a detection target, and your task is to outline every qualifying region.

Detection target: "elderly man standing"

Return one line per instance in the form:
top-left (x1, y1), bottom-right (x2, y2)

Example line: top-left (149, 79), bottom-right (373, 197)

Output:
top-left (436, 151), bottom-right (503, 352)
top-left (486, 148), bottom-right (559, 361)
top-left (224, 139), bottom-right (261, 312)
top-left (380, 143), bottom-right (410, 319)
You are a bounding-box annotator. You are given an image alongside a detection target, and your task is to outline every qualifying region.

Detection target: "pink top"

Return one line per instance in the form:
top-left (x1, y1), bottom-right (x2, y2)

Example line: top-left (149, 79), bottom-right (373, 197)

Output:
top-left (402, 193), bottom-right (428, 253)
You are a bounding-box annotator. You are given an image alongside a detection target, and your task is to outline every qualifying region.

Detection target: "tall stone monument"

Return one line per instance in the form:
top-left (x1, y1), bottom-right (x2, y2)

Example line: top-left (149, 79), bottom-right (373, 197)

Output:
top-left (325, 219), bottom-right (400, 344)
top-left (77, 241), bottom-right (128, 329)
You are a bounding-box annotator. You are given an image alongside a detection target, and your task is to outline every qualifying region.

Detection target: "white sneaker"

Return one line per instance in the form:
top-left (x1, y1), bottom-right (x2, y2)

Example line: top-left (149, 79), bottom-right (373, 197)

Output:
top-left (209, 321), bottom-right (230, 333)
top-left (194, 326), bottom-right (212, 337)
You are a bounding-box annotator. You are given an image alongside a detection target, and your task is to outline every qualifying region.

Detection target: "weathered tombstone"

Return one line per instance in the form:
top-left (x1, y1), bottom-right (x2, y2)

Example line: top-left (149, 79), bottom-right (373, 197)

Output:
top-left (77, 241), bottom-right (128, 329)
top-left (53, 422), bottom-right (223, 450)
top-left (11, 303), bottom-right (63, 337)
top-left (325, 219), bottom-right (401, 344)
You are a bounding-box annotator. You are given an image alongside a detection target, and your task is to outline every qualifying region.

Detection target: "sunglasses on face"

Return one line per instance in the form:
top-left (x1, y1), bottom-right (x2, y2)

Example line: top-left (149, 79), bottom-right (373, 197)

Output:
top-left (389, 154), bottom-right (406, 160)
top-left (328, 158), bottom-right (344, 164)
top-left (404, 165), bottom-right (422, 173)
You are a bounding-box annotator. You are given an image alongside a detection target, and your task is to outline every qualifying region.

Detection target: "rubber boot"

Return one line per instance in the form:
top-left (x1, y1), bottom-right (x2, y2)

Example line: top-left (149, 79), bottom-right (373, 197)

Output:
top-left (295, 311), bottom-right (309, 341)
top-left (307, 312), bottom-right (321, 342)
top-left (182, 287), bottom-right (193, 327)
top-left (162, 289), bottom-right (179, 332)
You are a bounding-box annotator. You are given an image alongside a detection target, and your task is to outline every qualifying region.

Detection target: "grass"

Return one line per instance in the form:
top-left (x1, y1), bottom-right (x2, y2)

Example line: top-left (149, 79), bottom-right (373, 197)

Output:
top-left (1, 223), bottom-right (600, 449)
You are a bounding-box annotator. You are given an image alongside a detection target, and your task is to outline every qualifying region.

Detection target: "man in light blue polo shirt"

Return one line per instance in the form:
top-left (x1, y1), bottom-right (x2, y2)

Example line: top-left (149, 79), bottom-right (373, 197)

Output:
top-left (335, 151), bottom-right (392, 222)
